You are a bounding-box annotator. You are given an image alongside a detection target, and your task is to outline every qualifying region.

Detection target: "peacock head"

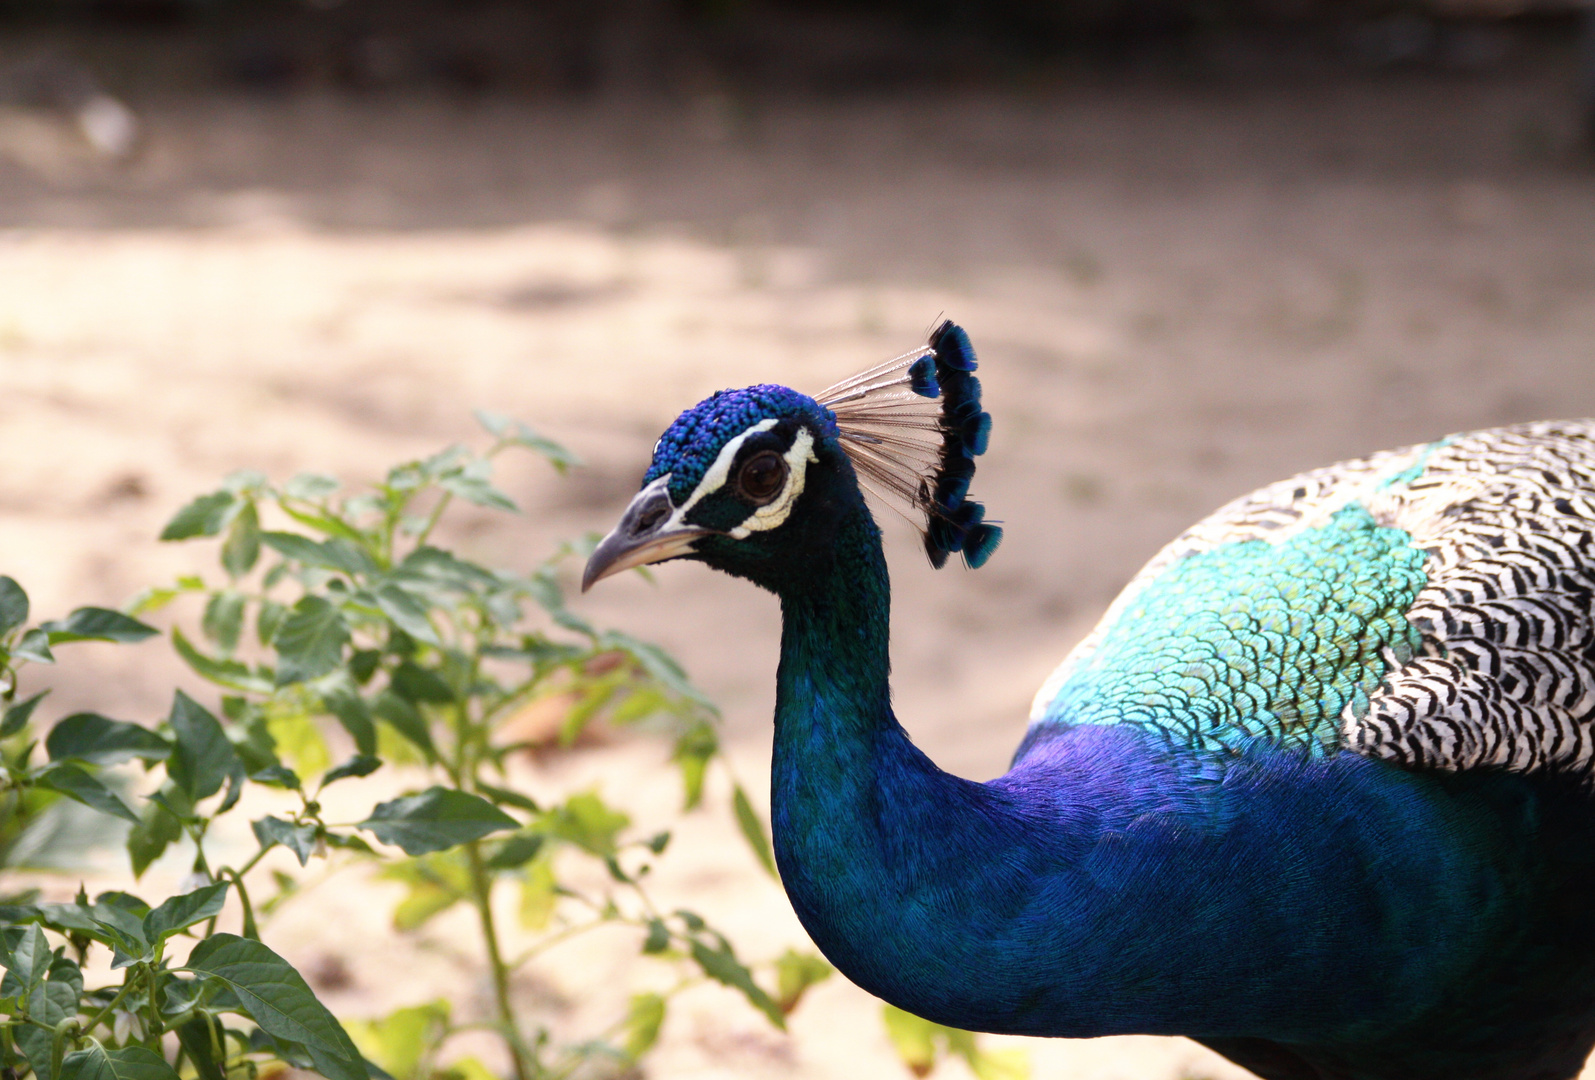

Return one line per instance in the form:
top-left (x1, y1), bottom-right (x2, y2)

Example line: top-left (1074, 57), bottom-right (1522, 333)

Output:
top-left (582, 320), bottom-right (1002, 595)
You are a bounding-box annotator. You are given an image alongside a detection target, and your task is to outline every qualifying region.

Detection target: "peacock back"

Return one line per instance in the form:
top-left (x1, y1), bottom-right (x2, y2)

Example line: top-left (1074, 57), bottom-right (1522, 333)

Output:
top-left (1027, 420), bottom-right (1595, 777)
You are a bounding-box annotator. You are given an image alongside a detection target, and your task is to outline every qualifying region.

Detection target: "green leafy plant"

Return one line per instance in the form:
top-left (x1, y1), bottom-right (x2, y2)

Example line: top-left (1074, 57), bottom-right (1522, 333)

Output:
top-left (0, 414), bottom-right (833, 1080)
top-left (882, 1005), bottom-right (1029, 1080)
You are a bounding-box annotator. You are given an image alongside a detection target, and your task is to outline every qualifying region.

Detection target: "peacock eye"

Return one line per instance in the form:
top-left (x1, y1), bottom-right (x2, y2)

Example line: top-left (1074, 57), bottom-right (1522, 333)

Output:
top-left (737, 451), bottom-right (787, 505)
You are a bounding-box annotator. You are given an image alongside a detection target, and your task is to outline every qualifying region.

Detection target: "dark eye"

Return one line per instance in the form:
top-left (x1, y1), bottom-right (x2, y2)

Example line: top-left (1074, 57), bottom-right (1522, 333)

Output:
top-left (737, 451), bottom-right (787, 505)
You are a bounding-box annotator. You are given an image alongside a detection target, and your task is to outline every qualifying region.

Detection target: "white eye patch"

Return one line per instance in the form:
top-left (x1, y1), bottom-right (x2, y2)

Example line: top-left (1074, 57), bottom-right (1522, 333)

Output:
top-left (729, 427), bottom-right (816, 538)
top-left (675, 418), bottom-right (780, 518)
top-left (663, 418), bottom-right (817, 539)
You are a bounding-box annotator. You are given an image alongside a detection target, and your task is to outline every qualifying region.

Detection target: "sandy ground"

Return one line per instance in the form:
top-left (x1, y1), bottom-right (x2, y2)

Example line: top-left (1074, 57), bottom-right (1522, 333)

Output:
top-left (3, 55), bottom-right (1595, 1080)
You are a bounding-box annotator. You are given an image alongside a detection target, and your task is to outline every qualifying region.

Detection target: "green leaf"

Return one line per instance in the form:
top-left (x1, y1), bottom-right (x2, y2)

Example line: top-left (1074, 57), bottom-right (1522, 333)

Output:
top-left (348, 648), bottom-right (381, 684)
top-left (264, 710), bottom-right (330, 779)
top-left (371, 585), bottom-right (440, 647)
top-left (172, 627), bottom-right (273, 694)
top-left (176, 1013), bottom-right (228, 1080)
top-left (774, 949), bottom-right (832, 1015)
top-left (221, 500), bottom-right (262, 578)
top-left (89, 898), bottom-right (151, 966)
top-left (966, 1047), bottom-right (1030, 1080)
top-left (182, 934), bottom-right (366, 1080)
top-left (357, 787), bottom-right (517, 856)
top-left (393, 548), bottom-right (496, 594)
top-left (259, 531), bottom-right (326, 564)
top-left (249, 764), bottom-right (301, 789)
top-left (94, 890), bottom-right (152, 917)
top-left (882, 1005), bottom-right (939, 1076)
top-left (59, 1044), bottom-right (179, 1080)
top-left (641, 919), bottom-right (669, 954)
top-left (518, 857), bottom-right (557, 930)
top-left (690, 938), bottom-right (784, 1029)
top-left (0, 576), bottom-right (28, 634)
top-left (542, 791), bottom-right (629, 857)
top-left (35, 954), bottom-right (82, 1025)
top-left (0, 923), bottom-right (51, 1010)
top-left (0, 691), bottom-right (46, 737)
top-left (160, 973), bottom-right (208, 1015)
top-left (144, 881), bottom-right (231, 944)
top-left (483, 832), bottom-right (543, 871)
top-left (474, 411), bottom-right (581, 470)
top-left (879, 1007), bottom-right (1025, 1080)
top-left (32, 763), bottom-right (139, 823)
top-left (673, 723), bottom-right (717, 810)
top-left (346, 1001), bottom-right (449, 1080)
top-left (32, 898), bottom-right (103, 938)
top-left (378, 855), bottom-right (471, 933)
top-left (252, 817), bottom-right (319, 866)
top-left (475, 781), bottom-right (539, 814)
top-left (257, 600), bottom-right (288, 647)
top-left (623, 992), bottom-right (666, 1060)
top-left (126, 586), bottom-right (181, 617)
top-left (371, 692), bottom-right (435, 760)
top-left (390, 662), bottom-right (453, 704)
top-left (0, 944), bottom-right (78, 1027)
top-left (15, 628), bottom-right (53, 664)
top-left (274, 596), bottom-right (349, 685)
top-left (46, 713), bottom-right (170, 765)
top-left (167, 691), bottom-right (238, 802)
top-left (610, 686), bottom-right (668, 726)
top-left (438, 460), bottom-right (517, 512)
top-left (202, 592), bottom-right (246, 653)
top-left (223, 468), bottom-right (268, 495)
top-left (600, 631), bottom-right (716, 711)
top-left (284, 473), bottom-right (341, 500)
top-left (322, 833), bottom-right (375, 855)
top-left (732, 783), bottom-right (777, 878)
top-left (323, 688), bottom-right (378, 756)
top-left (13, 1023), bottom-right (53, 1080)
top-left (245, 1028), bottom-right (315, 1072)
top-left (161, 491), bottom-right (240, 541)
top-left (276, 503), bottom-right (370, 547)
top-left (261, 533), bottom-right (377, 577)
top-left (42, 608), bottom-right (158, 644)
top-left (128, 795), bottom-right (184, 878)
top-left (321, 754), bottom-right (381, 786)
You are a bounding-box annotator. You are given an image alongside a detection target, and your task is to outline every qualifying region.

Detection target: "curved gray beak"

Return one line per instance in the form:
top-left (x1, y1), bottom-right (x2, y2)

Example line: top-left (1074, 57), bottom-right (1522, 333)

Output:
top-left (581, 477), bottom-right (713, 592)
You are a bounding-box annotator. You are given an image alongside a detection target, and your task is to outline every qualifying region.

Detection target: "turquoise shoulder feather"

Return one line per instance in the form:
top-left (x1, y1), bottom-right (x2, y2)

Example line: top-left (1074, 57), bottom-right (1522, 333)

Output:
top-left (1028, 421), bottom-right (1595, 775)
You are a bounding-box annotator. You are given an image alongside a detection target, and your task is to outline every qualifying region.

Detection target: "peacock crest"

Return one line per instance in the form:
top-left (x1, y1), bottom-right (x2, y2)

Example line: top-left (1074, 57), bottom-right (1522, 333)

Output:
top-left (815, 320), bottom-right (1002, 569)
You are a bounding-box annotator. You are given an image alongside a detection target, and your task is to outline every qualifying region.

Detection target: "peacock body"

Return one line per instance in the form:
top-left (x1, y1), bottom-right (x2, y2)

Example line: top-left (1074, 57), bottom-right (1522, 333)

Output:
top-left (582, 323), bottom-right (1595, 1080)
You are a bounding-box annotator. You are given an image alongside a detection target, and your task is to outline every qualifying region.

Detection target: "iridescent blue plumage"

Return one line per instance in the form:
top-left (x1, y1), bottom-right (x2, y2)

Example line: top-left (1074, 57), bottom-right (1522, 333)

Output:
top-left (644, 384), bottom-right (833, 501)
top-left (584, 327), bottom-right (1595, 1080)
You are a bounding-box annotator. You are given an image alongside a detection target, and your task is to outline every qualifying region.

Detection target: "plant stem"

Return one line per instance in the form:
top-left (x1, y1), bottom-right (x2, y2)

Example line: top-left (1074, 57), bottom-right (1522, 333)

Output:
top-left (81, 976), bottom-right (139, 1036)
top-left (226, 843), bottom-right (272, 882)
top-left (464, 838), bottom-right (532, 1080)
top-left (222, 869), bottom-right (261, 940)
top-left (413, 491), bottom-right (454, 550)
top-left (505, 918), bottom-right (608, 970)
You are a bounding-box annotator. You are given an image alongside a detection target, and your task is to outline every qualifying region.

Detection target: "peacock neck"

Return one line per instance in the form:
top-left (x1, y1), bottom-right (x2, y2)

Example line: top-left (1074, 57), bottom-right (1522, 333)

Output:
top-left (770, 501), bottom-right (970, 1003)
top-left (766, 501), bottom-right (1527, 1047)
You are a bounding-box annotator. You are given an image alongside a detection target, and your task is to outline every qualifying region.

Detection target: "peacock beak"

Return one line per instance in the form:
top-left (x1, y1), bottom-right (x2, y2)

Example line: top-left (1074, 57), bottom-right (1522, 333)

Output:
top-left (582, 477), bottom-right (713, 592)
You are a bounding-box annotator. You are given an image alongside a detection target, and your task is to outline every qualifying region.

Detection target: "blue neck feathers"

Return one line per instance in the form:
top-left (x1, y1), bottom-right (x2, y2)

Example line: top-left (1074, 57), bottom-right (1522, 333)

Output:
top-left (767, 498), bottom-right (1555, 1052)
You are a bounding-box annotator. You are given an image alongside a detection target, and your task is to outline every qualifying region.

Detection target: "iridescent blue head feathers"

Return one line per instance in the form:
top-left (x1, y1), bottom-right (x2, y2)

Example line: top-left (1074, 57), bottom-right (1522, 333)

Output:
top-left (644, 384), bottom-right (833, 503)
top-left (815, 320), bottom-right (1002, 569)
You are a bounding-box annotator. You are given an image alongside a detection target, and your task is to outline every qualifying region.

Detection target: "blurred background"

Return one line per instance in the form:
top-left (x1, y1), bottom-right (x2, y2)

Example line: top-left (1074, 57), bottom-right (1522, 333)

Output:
top-left (1, 0), bottom-right (1594, 1076)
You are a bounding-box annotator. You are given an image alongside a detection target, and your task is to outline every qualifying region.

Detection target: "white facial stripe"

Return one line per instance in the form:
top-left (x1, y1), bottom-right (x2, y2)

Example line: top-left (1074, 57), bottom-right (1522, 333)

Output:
top-left (674, 418), bottom-right (779, 520)
top-left (729, 428), bottom-right (817, 538)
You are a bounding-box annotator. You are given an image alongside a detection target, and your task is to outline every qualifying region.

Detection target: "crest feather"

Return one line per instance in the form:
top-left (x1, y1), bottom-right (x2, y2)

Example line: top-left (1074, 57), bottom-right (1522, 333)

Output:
top-left (814, 320), bottom-right (1002, 569)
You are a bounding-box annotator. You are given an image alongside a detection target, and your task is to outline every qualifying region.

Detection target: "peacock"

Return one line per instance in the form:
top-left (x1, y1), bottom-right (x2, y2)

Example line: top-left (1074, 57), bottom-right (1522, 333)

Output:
top-left (580, 321), bottom-right (1595, 1080)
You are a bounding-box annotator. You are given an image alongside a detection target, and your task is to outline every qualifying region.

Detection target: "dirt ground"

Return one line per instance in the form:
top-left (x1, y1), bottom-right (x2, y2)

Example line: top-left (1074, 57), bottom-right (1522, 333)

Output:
top-left (3, 45), bottom-right (1595, 1080)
